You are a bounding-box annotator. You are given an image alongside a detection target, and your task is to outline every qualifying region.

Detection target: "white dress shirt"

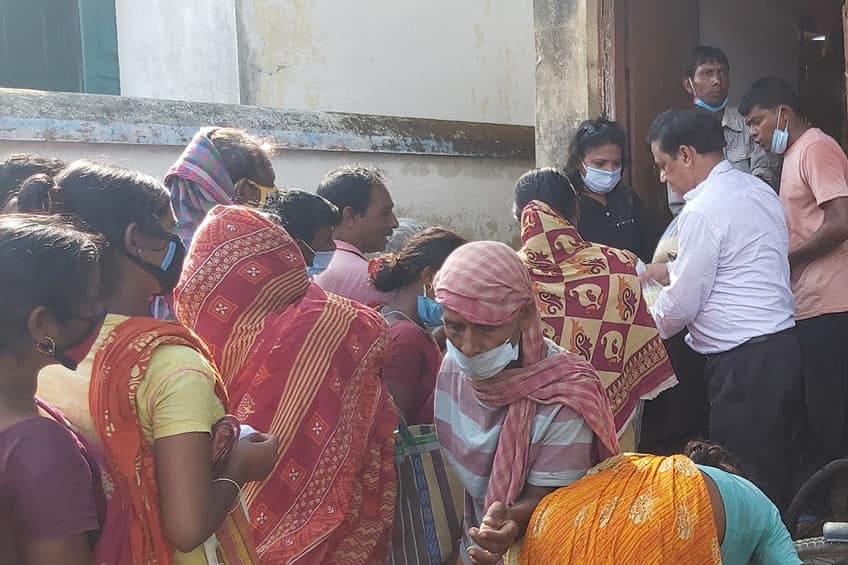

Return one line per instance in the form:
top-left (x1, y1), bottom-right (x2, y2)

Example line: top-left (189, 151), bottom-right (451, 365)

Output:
top-left (651, 160), bottom-right (795, 354)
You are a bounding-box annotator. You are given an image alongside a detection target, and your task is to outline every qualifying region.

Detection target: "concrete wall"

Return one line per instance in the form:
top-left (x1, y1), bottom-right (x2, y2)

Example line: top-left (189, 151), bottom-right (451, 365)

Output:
top-left (0, 89), bottom-right (533, 243)
top-left (236, 0), bottom-right (536, 124)
top-left (0, 140), bottom-right (528, 243)
top-left (114, 0), bottom-right (536, 125)
top-left (700, 0), bottom-right (801, 103)
top-left (115, 0), bottom-right (241, 103)
top-left (533, 0), bottom-right (603, 167)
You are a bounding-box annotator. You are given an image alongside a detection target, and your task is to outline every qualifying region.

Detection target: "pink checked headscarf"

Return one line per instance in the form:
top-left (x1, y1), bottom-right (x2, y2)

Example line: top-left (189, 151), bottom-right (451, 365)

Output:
top-left (434, 241), bottom-right (620, 509)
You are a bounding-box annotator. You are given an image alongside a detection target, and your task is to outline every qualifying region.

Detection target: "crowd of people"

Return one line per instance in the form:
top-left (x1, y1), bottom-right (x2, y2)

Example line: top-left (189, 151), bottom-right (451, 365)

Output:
top-left (0, 43), bottom-right (846, 565)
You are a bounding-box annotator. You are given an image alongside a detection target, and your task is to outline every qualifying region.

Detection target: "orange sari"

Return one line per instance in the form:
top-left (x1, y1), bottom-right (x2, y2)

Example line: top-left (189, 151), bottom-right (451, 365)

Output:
top-left (89, 316), bottom-right (258, 565)
top-left (174, 205), bottom-right (397, 564)
top-left (520, 454), bottom-right (722, 564)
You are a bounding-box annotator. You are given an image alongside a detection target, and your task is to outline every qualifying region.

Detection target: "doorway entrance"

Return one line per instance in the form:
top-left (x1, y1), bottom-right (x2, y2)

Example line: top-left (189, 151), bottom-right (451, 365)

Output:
top-left (602, 0), bottom-right (847, 238)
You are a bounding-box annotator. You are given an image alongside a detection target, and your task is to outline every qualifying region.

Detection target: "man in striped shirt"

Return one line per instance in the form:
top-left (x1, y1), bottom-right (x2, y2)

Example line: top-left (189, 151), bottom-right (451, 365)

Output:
top-left (433, 241), bottom-right (620, 564)
top-left (669, 45), bottom-right (781, 215)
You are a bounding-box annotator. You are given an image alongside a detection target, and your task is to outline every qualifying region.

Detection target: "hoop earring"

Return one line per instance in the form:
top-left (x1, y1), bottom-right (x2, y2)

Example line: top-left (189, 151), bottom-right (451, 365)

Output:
top-left (36, 336), bottom-right (56, 356)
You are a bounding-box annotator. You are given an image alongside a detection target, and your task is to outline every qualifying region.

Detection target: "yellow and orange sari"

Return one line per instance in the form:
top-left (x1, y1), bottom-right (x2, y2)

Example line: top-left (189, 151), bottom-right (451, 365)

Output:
top-left (89, 317), bottom-right (258, 565)
top-left (174, 206), bottom-right (397, 564)
top-left (519, 200), bottom-right (677, 446)
top-left (520, 454), bottom-right (722, 564)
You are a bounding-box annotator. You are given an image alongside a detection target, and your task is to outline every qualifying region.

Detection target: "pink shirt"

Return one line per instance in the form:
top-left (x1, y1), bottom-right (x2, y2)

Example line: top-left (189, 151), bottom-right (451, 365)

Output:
top-left (781, 128), bottom-right (848, 320)
top-left (314, 240), bottom-right (388, 307)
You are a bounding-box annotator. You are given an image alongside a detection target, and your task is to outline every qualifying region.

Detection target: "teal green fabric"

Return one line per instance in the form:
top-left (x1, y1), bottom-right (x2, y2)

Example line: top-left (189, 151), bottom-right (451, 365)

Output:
top-left (697, 465), bottom-right (800, 564)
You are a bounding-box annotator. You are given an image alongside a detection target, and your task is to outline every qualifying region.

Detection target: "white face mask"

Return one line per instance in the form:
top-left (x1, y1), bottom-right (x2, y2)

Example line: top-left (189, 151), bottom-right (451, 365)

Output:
top-left (582, 165), bottom-right (622, 195)
top-left (771, 107), bottom-right (790, 155)
top-left (445, 332), bottom-right (520, 379)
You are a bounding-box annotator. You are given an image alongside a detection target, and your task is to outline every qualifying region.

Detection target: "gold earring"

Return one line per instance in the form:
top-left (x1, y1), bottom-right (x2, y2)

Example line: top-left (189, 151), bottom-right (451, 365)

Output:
top-left (36, 336), bottom-right (56, 356)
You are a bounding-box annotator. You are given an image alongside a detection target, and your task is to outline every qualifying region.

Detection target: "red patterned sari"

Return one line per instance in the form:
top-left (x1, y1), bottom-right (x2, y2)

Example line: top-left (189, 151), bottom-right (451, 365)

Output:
top-left (519, 200), bottom-right (677, 442)
top-left (174, 206), bottom-right (397, 564)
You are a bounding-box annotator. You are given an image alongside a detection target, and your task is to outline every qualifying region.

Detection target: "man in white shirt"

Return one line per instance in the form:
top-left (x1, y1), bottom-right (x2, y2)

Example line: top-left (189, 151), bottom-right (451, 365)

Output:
top-left (642, 108), bottom-right (802, 511)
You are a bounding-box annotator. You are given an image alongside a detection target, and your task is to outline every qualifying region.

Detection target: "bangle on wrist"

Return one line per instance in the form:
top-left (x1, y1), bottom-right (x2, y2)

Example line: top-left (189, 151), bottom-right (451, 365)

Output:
top-left (213, 477), bottom-right (243, 513)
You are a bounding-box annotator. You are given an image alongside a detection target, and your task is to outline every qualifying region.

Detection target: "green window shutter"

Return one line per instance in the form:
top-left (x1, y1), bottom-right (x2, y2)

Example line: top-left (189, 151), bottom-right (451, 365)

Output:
top-left (0, 0), bottom-right (82, 92)
top-left (78, 0), bottom-right (119, 95)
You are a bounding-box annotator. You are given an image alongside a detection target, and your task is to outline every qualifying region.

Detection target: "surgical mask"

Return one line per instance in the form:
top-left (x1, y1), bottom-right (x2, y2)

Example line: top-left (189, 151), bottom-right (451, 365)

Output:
top-left (771, 107), bottom-right (790, 155)
top-left (417, 295), bottom-right (444, 328)
top-left (582, 165), bottom-right (622, 194)
top-left (307, 250), bottom-right (334, 278)
top-left (445, 329), bottom-right (520, 379)
top-left (54, 315), bottom-right (105, 371)
top-left (300, 240), bottom-right (334, 279)
top-left (125, 233), bottom-right (187, 295)
top-left (689, 79), bottom-right (728, 113)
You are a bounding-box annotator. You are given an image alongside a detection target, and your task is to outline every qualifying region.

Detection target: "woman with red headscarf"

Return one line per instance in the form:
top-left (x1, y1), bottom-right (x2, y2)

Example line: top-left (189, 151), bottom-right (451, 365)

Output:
top-left (433, 241), bottom-right (620, 565)
top-left (174, 205), bottom-right (397, 564)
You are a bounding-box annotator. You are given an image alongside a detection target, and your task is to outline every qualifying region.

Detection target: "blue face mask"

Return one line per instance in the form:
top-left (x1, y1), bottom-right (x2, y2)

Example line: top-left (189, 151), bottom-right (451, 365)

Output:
top-left (694, 96), bottom-right (729, 113)
top-left (417, 295), bottom-right (444, 327)
top-left (689, 78), bottom-right (728, 113)
top-left (582, 165), bottom-right (622, 195)
top-left (771, 107), bottom-right (790, 155)
top-left (306, 250), bottom-right (334, 279)
top-left (445, 334), bottom-right (520, 379)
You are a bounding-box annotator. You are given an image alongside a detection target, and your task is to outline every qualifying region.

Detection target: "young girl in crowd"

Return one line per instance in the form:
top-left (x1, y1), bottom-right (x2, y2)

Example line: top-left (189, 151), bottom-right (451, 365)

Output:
top-left (25, 162), bottom-right (277, 565)
top-left (0, 214), bottom-right (104, 565)
top-left (370, 227), bottom-right (466, 424)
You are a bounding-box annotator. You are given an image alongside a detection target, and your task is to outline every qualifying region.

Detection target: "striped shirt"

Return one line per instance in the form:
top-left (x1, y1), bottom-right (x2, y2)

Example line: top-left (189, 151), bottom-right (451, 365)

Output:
top-left (435, 339), bottom-right (594, 559)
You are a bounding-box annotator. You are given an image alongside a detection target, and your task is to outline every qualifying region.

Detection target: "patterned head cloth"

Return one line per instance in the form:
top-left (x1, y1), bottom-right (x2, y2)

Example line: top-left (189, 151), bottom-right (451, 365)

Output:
top-left (435, 240), bottom-right (619, 511)
top-left (165, 128), bottom-right (236, 246)
top-left (173, 205), bottom-right (397, 562)
top-left (434, 240), bottom-right (547, 365)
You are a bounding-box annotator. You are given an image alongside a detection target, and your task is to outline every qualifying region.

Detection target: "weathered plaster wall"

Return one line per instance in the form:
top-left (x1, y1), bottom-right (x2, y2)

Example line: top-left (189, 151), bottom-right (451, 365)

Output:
top-left (0, 90), bottom-right (532, 243)
top-left (700, 0), bottom-right (800, 103)
top-left (0, 140), bottom-right (527, 243)
top-left (115, 0), bottom-right (241, 104)
top-left (235, 0), bottom-right (536, 124)
top-left (533, 0), bottom-right (602, 167)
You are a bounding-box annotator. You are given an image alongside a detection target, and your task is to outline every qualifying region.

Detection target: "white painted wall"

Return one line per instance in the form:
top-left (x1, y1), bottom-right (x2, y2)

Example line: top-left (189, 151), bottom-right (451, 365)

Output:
top-left (113, 0), bottom-right (536, 125)
top-left (0, 141), bottom-right (529, 244)
top-left (700, 0), bottom-right (801, 103)
top-left (236, 0), bottom-right (536, 124)
top-left (115, 0), bottom-right (241, 104)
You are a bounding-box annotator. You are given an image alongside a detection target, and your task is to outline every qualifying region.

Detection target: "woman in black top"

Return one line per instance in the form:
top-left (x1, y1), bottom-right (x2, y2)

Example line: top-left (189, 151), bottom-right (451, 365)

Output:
top-left (564, 117), bottom-right (649, 260)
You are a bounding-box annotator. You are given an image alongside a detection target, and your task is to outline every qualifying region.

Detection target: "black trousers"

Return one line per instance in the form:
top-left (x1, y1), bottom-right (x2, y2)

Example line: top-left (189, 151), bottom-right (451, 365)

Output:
top-left (639, 331), bottom-right (709, 454)
top-left (797, 312), bottom-right (848, 478)
top-left (704, 328), bottom-right (804, 512)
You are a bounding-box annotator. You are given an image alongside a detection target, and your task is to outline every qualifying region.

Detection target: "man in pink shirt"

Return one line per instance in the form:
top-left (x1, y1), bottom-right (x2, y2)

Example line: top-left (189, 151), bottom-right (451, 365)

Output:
top-left (315, 164), bottom-right (399, 306)
top-left (743, 76), bottom-right (848, 477)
